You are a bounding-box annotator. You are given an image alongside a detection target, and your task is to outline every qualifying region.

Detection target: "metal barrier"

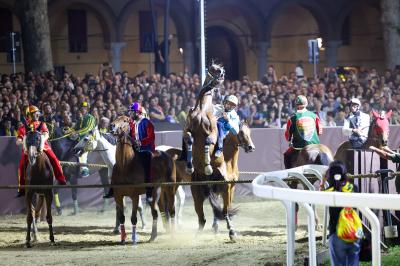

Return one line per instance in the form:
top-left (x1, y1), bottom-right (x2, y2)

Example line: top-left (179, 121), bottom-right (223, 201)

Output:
top-left (252, 164), bottom-right (400, 266)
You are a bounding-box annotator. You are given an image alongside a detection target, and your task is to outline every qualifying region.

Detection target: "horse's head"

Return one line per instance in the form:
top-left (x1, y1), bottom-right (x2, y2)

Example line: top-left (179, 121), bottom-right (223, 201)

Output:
top-left (204, 63), bottom-right (225, 90)
top-left (237, 122), bottom-right (255, 153)
top-left (110, 115), bottom-right (131, 137)
top-left (25, 130), bottom-right (42, 166)
top-left (371, 109), bottom-right (392, 147)
top-left (73, 127), bottom-right (98, 155)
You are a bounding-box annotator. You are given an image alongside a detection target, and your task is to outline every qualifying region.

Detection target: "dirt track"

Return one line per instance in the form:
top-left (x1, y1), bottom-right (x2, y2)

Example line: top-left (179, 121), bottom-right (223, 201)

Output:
top-left (0, 196), bottom-right (325, 265)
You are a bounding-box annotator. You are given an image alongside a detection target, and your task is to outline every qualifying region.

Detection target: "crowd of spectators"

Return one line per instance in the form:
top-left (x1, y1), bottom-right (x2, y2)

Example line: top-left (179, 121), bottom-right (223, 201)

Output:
top-left (1, 63), bottom-right (400, 137)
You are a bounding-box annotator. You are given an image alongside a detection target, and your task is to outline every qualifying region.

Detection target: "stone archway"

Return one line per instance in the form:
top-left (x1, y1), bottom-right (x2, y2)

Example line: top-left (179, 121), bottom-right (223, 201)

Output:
top-left (48, 0), bottom-right (117, 45)
top-left (207, 26), bottom-right (241, 80)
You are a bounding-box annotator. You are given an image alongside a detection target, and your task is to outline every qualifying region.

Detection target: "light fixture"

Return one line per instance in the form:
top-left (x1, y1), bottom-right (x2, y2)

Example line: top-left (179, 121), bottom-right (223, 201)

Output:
top-left (316, 38), bottom-right (325, 51)
top-left (179, 48), bottom-right (183, 54)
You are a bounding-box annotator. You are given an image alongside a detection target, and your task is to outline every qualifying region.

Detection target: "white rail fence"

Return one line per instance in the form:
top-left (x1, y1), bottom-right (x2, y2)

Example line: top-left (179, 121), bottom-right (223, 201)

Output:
top-left (252, 164), bottom-right (400, 266)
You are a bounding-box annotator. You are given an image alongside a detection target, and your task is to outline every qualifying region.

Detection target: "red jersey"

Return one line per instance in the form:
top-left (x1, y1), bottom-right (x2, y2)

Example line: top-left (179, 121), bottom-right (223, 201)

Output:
top-left (17, 121), bottom-right (51, 151)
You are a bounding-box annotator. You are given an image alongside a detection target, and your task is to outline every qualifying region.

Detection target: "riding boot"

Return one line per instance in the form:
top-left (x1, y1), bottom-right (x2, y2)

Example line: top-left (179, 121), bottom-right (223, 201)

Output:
top-left (143, 151), bottom-right (153, 203)
top-left (103, 188), bottom-right (114, 198)
top-left (16, 190), bottom-right (25, 198)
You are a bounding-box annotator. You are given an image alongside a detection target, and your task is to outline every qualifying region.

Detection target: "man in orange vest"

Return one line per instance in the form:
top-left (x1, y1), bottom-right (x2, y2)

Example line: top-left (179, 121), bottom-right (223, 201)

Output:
top-left (16, 105), bottom-right (66, 197)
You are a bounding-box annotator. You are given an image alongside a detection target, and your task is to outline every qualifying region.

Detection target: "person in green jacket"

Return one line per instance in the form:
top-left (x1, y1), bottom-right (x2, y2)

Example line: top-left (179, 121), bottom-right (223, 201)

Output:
top-left (71, 101), bottom-right (96, 177)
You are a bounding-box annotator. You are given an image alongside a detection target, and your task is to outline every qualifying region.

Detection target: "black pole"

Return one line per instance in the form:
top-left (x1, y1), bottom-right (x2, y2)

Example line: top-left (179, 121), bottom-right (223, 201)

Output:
top-left (149, 0), bottom-right (157, 67)
top-left (164, 0), bottom-right (170, 76)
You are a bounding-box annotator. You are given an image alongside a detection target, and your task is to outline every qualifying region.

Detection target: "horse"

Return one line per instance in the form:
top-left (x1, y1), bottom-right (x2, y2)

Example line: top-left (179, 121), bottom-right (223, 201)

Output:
top-left (334, 109), bottom-right (392, 174)
top-left (73, 126), bottom-right (146, 230)
top-left (284, 143), bottom-right (334, 229)
top-left (49, 127), bottom-right (80, 214)
top-left (24, 127), bottom-right (56, 248)
top-left (110, 116), bottom-right (177, 244)
top-left (155, 145), bottom-right (188, 226)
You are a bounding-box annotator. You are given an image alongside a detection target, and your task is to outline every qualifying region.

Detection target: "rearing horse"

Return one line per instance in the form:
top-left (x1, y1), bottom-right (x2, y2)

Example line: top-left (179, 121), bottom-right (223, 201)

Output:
top-left (24, 127), bottom-right (56, 248)
top-left (334, 109), bottom-right (392, 173)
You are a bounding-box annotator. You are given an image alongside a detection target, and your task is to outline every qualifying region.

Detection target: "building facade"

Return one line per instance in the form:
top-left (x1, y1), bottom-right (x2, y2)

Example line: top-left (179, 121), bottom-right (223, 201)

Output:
top-left (0, 0), bottom-right (388, 80)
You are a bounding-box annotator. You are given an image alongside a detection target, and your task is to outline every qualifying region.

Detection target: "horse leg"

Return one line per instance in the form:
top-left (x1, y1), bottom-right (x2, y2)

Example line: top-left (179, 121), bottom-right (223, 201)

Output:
top-left (149, 188), bottom-right (160, 242)
top-left (176, 186), bottom-right (185, 226)
top-left (34, 194), bottom-right (43, 224)
top-left (99, 167), bottom-right (109, 213)
top-left (223, 187), bottom-right (237, 241)
top-left (130, 195), bottom-right (139, 245)
top-left (184, 133), bottom-right (194, 174)
top-left (204, 138), bottom-right (213, 175)
top-left (158, 189), bottom-right (169, 232)
top-left (137, 195), bottom-right (146, 229)
top-left (166, 186), bottom-right (176, 235)
top-left (69, 173), bottom-right (79, 215)
top-left (288, 181), bottom-right (299, 229)
top-left (26, 191), bottom-right (34, 248)
top-left (115, 194), bottom-right (126, 244)
top-left (45, 192), bottom-right (55, 244)
top-left (191, 185), bottom-right (206, 232)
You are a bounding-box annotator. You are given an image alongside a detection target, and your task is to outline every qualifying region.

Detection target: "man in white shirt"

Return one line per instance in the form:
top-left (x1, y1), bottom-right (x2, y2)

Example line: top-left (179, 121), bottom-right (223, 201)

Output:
top-left (214, 95), bottom-right (240, 157)
top-left (342, 98), bottom-right (370, 149)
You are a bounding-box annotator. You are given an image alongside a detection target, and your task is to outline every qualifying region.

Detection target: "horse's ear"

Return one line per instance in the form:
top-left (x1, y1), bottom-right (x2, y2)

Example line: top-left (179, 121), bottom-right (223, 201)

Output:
top-left (385, 110), bottom-right (393, 119)
top-left (371, 109), bottom-right (379, 119)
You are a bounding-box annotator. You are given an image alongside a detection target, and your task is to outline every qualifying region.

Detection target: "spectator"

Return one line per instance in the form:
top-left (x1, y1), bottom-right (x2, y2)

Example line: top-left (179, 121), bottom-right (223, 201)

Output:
top-left (148, 96), bottom-right (165, 122)
top-left (322, 160), bottom-right (361, 266)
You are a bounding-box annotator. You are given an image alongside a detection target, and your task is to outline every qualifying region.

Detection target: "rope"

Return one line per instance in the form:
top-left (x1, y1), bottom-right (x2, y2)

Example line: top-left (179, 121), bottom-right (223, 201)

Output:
top-left (0, 179), bottom-right (254, 190)
top-left (59, 161), bottom-right (108, 169)
top-left (48, 132), bottom-right (73, 142)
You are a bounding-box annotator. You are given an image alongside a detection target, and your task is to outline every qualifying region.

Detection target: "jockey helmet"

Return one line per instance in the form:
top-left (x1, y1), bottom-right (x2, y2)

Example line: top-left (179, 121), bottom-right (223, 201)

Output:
top-left (224, 95), bottom-right (238, 106)
top-left (295, 95), bottom-right (308, 107)
top-left (26, 105), bottom-right (40, 117)
top-left (350, 98), bottom-right (361, 106)
top-left (129, 102), bottom-right (142, 114)
top-left (81, 101), bottom-right (89, 108)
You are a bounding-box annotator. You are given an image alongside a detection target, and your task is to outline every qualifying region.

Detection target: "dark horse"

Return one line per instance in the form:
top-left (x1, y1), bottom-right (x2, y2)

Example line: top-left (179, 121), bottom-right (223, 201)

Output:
top-left (110, 116), bottom-right (177, 244)
top-left (24, 127), bottom-right (56, 248)
top-left (284, 144), bottom-right (334, 229)
top-left (334, 109), bottom-right (392, 173)
top-left (49, 127), bottom-right (80, 214)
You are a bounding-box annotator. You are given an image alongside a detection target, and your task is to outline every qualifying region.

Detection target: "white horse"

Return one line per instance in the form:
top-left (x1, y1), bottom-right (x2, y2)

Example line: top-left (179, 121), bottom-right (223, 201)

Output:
top-left (74, 126), bottom-right (146, 231)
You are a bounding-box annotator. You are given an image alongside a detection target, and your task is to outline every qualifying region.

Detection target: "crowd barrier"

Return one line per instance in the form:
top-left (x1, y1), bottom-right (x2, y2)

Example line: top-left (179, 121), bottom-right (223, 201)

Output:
top-left (252, 164), bottom-right (400, 266)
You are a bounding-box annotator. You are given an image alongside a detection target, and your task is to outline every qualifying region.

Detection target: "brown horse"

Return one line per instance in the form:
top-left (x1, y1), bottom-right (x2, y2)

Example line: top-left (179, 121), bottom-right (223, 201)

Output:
top-left (24, 127), bottom-right (56, 248)
top-left (285, 143), bottom-right (334, 228)
top-left (183, 120), bottom-right (255, 240)
top-left (110, 116), bottom-right (177, 244)
top-left (334, 110), bottom-right (392, 173)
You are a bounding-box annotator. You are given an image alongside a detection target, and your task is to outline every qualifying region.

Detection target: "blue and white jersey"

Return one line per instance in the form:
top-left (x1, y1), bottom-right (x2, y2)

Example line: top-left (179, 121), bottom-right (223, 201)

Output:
top-left (214, 104), bottom-right (240, 136)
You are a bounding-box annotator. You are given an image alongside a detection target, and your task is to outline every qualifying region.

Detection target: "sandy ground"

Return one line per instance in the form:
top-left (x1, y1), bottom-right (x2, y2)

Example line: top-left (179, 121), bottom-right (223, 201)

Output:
top-left (0, 196), bottom-right (326, 266)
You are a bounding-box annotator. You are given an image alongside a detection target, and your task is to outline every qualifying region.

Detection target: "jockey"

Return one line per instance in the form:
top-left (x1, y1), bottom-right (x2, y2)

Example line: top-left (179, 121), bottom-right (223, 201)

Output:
top-left (214, 95), bottom-right (240, 157)
top-left (284, 95), bottom-right (323, 168)
top-left (71, 101), bottom-right (96, 177)
top-left (16, 105), bottom-right (66, 197)
top-left (342, 98), bottom-right (370, 149)
top-left (104, 102), bottom-right (155, 203)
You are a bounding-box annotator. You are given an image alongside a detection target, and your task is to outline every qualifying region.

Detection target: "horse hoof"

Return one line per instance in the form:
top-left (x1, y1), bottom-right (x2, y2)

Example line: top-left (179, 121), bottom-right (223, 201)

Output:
top-left (229, 230), bottom-right (237, 242)
top-left (141, 224), bottom-right (146, 230)
top-left (26, 242), bottom-right (32, 248)
top-left (113, 227), bottom-right (120, 235)
top-left (50, 241), bottom-right (56, 246)
top-left (120, 240), bottom-right (126, 245)
top-left (56, 207), bottom-right (63, 216)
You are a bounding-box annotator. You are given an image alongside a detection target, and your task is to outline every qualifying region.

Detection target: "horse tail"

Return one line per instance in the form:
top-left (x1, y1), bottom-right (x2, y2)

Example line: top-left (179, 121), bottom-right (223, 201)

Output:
top-left (159, 151), bottom-right (175, 183)
top-left (207, 190), bottom-right (238, 220)
top-left (317, 151), bottom-right (333, 166)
